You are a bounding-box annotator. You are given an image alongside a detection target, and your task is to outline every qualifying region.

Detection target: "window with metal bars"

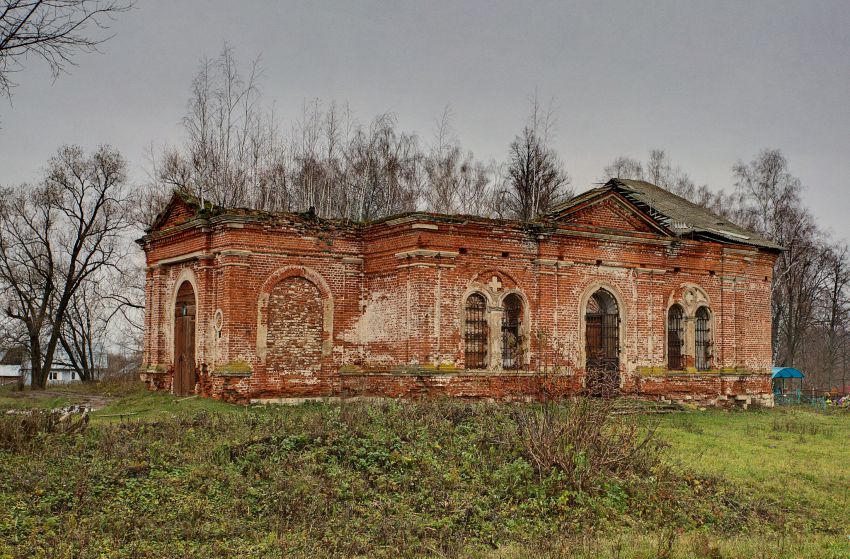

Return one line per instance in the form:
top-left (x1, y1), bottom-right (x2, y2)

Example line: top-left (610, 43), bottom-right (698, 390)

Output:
top-left (667, 304), bottom-right (685, 370)
top-left (585, 289), bottom-right (620, 371)
top-left (695, 306), bottom-right (712, 371)
top-left (464, 293), bottom-right (487, 369)
top-left (501, 294), bottom-right (522, 370)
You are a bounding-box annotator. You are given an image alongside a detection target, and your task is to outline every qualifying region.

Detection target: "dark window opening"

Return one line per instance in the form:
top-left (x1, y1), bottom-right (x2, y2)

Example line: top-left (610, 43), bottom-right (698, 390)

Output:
top-left (667, 304), bottom-right (685, 370)
top-left (464, 293), bottom-right (487, 369)
top-left (459, 247), bottom-right (467, 254)
top-left (695, 306), bottom-right (712, 371)
top-left (501, 251), bottom-right (510, 258)
top-left (501, 294), bottom-right (523, 370)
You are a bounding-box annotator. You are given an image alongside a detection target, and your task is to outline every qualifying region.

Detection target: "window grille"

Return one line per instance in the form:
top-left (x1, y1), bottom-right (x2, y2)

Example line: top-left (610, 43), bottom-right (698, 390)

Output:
top-left (585, 289), bottom-right (620, 371)
top-left (667, 304), bottom-right (685, 370)
top-left (695, 306), bottom-right (712, 371)
top-left (464, 293), bottom-right (487, 369)
top-left (501, 294), bottom-right (522, 370)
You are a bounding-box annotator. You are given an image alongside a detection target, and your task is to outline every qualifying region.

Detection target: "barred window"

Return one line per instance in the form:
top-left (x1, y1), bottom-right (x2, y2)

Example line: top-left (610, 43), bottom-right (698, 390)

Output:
top-left (695, 306), bottom-right (712, 371)
top-left (667, 304), bottom-right (685, 370)
top-left (501, 294), bottom-right (523, 370)
top-left (464, 293), bottom-right (488, 369)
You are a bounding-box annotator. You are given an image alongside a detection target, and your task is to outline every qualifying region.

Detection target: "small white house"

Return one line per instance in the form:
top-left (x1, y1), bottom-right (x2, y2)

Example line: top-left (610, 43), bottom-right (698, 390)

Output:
top-left (0, 346), bottom-right (106, 385)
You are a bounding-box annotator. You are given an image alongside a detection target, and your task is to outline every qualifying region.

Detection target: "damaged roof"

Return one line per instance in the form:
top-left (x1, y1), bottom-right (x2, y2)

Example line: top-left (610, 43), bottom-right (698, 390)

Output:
top-left (549, 178), bottom-right (782, 251)
top-left (149, 181), bottom-right (782, 252)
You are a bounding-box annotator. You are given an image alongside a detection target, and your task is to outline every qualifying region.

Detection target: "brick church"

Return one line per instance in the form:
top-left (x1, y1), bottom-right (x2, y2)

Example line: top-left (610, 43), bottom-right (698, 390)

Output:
top-left (139, 179), bottom-right (781, 407)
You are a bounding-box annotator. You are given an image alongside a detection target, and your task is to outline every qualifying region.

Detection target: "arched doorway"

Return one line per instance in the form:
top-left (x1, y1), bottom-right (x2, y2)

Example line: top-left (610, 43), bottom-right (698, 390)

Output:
top-left (585, 288), bottom-right (620, 395)
top-left (173, 281), bottom-right (197, 396)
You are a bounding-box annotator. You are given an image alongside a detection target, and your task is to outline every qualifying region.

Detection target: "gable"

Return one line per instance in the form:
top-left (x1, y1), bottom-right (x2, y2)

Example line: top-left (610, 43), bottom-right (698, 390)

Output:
top-left (149, 192), bottom-right (199, 232)
top-left (554, 192), bottom-right (668, 235)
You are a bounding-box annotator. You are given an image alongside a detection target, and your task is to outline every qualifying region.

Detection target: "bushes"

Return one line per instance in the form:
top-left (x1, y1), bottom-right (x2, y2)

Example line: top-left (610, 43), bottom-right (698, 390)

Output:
top-left (514, 396), bottom-right (664, 492)
top-left (0, 409), bottom-right (89, 452)
top-left (0, 399), bottom-right (790, 558)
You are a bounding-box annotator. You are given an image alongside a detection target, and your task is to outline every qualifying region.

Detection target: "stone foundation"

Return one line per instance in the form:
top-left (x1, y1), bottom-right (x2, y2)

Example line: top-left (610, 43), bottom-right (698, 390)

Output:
top-left (141, 365), bottom-right (773, 409)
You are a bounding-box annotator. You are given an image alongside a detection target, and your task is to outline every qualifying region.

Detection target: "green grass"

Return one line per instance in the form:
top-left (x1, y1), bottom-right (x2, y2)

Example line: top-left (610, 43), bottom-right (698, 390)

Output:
top-left (658, 408), bottom-right (849, 534)
top-left (0, 385), bottom-right (847, 558)
top-left (89, 387), bottom-right (242, 420)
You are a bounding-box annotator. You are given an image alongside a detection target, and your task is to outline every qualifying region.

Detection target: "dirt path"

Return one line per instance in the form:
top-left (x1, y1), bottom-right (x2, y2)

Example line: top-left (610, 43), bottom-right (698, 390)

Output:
top-left (3, 389), bottom-right (115, 410)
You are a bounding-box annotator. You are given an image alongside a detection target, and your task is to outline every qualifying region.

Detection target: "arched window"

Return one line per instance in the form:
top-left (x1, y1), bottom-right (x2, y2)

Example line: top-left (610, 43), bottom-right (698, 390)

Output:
top-left (695, 306), bottom-right (712, 371)
top-left (501, 294), bottom-right (523, 370)
top-left (585, 289), bottom-right (620, 371)
top-left (464, 293), bottom-right (487, 369)
top-left (667, 304), bottom-right (685, 370)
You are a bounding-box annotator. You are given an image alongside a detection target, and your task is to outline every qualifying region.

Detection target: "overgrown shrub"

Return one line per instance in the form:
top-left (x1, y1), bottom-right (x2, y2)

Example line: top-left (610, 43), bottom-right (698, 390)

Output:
top-left (0, 409), bottom-right (88, 451)
top-left (514, 395), bottom-right (664, 492)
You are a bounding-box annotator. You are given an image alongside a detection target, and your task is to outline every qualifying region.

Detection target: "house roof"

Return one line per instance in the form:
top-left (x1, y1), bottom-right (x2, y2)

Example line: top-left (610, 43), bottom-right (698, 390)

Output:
top-left (0, 364), bottom-right (21, 378)
top-left (549, 179), bottom-right (782, 251)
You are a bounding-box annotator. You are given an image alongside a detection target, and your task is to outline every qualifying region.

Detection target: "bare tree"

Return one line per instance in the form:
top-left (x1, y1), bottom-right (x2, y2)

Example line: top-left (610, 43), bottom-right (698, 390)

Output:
top-left (604, 156), bottom-right (644, 180)
top-left (502, 96), bottom-right (572, 221)
top-left (344, 112), bottom-right (422, 221)
top-left (734, 149), bottom-right (826, 367)
top-left (0, 145), bottom-right (132, 389)
top-left (815, 244), bottom-right (850, 390)
top-left (0, 0), bottom-right (131, 99)
top-left (423, 107), bottom-right (493, 215)
top-left (58, 275), bottom-right (107, 381)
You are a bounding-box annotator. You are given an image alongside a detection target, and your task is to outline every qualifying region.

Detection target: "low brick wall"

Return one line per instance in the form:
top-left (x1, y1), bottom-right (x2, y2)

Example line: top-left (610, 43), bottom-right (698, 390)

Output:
top-left (338, 370), bottom-right (584, 401)
top-left (632, 372), bottom-right (773, 408)
top-left (148, 366), bottom-right (773, 408)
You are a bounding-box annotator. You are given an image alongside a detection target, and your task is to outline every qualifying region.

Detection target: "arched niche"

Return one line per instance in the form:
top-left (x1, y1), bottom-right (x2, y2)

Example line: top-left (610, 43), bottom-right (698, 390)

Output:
top-left (256, 266), bottom-right (334, 362)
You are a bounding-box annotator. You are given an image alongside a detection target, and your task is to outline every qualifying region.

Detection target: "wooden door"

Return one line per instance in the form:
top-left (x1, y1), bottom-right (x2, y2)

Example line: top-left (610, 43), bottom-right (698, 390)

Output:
top-left (174, 281), bottom-right (197, 396)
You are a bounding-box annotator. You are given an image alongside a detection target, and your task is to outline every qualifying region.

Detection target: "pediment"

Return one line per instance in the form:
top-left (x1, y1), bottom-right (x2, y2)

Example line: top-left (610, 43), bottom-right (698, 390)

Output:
top-left (149, 192), bottom-right (200, 232)
top-left (552, 191), bottom-right (669, 235)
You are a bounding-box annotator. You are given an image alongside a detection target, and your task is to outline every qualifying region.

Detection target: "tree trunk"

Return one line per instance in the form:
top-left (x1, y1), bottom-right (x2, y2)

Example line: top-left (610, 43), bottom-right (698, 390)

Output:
top-left (29, 336), bottom-right (47, 390)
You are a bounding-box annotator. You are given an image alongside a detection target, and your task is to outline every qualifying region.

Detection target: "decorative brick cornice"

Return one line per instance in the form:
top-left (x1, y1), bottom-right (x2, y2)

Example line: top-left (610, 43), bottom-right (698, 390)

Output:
top-left (394, 249), bottom-right (459, 259)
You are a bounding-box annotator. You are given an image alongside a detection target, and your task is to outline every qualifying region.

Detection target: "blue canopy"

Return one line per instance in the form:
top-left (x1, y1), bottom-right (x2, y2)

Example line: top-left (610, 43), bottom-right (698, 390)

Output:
top-left (771, 367), bottom-right (805, 379)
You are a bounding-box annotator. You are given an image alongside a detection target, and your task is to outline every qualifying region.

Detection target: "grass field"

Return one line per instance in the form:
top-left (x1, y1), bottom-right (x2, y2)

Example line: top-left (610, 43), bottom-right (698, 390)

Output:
top-left (0, 382), bottom-right (847, 558)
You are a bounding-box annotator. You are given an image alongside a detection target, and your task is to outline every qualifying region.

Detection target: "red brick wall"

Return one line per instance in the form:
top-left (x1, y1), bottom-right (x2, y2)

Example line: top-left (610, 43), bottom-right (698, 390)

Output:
top-left (139, 195), bottom-right (779, 407)
top-left (265, 276), bottom-right (323, 389)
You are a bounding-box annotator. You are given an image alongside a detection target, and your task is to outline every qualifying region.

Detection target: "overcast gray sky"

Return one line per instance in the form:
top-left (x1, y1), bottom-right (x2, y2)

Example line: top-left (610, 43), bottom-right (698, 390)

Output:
top-left (2, 1), bottom-right (849, 239)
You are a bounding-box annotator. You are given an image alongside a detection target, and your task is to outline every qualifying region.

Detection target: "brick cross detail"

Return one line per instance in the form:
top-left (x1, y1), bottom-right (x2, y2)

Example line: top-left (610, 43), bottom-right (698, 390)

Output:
top-left (488, 275), bottom-right (502, 291)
